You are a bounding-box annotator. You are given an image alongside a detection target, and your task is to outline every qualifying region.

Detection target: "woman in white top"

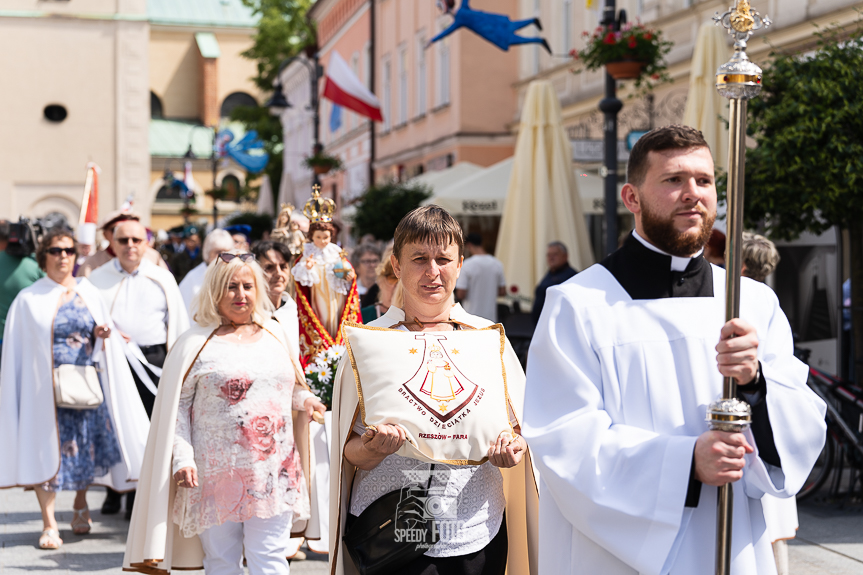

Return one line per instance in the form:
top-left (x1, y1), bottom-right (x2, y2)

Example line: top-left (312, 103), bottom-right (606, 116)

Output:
top-left (123, 251), bottom-right (325, 575)
top-left (329, 206), bottom-right (539, 575)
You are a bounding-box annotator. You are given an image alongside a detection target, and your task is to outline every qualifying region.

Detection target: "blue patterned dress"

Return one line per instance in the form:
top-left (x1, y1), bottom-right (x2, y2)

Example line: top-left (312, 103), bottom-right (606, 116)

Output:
top-left (42, 292), bottom-right (122, 492)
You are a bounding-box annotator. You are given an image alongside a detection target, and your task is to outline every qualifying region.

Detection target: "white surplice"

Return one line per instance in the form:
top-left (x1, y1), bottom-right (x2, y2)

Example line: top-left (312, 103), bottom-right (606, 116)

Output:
top-left (522, 263), bottom-right (826, 575)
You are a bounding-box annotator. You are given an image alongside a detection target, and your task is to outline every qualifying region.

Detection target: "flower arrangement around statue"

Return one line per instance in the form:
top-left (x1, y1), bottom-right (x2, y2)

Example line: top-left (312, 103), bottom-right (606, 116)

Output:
top-left (570, 22), bottom-right (672, 92)
top-left (303, 344), bottom-right (345, 408)
top-left (302, 152), bottom-right (344, 175)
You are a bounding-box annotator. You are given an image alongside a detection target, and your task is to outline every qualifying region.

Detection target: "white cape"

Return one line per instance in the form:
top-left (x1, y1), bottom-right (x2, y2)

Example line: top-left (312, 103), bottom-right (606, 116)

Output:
top-left (88, 257), bottom-right (190, 349)
top-left (178, 261), bottom-right (207, 318)
top-left (522, 265), bottom-right (826, 575)
top-left (0, 277), bottom-right (150, 490)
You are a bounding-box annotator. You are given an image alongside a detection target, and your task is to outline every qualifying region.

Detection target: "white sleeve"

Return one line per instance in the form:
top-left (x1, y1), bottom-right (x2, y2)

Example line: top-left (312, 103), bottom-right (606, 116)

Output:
top-left (291, 256), bottom-right (321, 287)
top-left (172, 370), bottom-right (198, 475)
top-left (741, 289), bottom-right (827, 499)
top-left (497, 261), bottom-right (506, 288)
top-left (521, 287), bottom-right (696, 575)
top-left (292, 385), bottom-right (317, 411)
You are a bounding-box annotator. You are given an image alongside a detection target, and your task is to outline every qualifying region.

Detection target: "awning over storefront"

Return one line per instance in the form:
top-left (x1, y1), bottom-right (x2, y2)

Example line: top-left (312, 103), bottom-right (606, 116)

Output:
top-left (420, 157), bottom-right (624, 216)
top-left (410, 161), bottom-right (483, 194)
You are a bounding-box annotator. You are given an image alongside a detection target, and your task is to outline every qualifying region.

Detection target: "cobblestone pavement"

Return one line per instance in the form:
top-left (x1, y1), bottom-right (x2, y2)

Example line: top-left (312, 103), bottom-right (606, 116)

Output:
top-left (2, 486), bottom-right (862, 573)
top-left (0, 487), bottom-right (327, 574)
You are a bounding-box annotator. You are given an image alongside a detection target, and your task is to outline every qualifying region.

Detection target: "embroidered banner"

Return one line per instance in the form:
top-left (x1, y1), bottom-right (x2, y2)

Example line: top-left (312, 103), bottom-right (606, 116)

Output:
top-left (343, 322), bottom-right (513, 465)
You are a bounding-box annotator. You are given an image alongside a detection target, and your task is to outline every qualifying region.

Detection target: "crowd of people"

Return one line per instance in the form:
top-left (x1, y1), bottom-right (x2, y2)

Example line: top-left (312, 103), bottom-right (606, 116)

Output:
top-left (0, 125), bottom-right (829, 575)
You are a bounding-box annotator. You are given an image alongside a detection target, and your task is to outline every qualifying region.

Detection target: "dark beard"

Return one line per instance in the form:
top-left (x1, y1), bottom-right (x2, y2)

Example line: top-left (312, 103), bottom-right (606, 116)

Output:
top-left (640, 203), bottom-right (716, 257)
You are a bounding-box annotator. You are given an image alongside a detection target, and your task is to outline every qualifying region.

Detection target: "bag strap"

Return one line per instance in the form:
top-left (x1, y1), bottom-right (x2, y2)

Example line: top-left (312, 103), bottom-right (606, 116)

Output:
top-left (426, 464), bottom-right (436, 490)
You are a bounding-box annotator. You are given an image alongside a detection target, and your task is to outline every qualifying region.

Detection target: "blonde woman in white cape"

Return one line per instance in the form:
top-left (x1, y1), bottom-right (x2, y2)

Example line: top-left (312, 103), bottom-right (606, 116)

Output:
top-left (0, 228), bottom-right (149, 550)
top-left (123, 250), bottom-right (326, 575)
top-left (329, 206), bottom-right (539, 575)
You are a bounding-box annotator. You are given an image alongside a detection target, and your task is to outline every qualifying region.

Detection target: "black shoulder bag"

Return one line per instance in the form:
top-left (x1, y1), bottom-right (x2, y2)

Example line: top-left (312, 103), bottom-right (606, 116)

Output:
top-left (343, 464), bottom-right (438, 575)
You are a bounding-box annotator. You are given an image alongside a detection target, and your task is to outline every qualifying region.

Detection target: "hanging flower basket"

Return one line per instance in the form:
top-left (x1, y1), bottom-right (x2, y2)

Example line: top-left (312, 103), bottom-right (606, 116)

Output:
top-left (606, 60), bottom-right (646, 80)
top-left (303, 152), bottom-right (344, 176)
top-left (569, 22), bottom-right (672, 93)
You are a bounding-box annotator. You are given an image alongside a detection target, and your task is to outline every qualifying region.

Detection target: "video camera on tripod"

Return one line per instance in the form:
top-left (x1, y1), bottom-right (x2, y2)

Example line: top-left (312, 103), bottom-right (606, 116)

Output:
top-left (5, 217), bottom-right (46, 258)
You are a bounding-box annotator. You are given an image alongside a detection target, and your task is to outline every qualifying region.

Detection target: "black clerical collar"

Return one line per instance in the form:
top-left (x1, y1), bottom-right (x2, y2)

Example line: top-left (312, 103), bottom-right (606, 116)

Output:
top-left (600, 233), bottom-right (714, 299)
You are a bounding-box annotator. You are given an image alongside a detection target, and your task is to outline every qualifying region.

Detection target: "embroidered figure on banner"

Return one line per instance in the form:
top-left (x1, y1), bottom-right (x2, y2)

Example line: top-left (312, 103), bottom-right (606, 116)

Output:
top-left (403, 333), bottom-right (479, 422)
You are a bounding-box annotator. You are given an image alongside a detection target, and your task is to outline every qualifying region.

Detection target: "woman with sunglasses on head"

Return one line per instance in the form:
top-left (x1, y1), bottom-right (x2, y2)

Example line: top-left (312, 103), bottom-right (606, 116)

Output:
top-left (124, 250), bottom-right (326, 575)
top-left (0, 228), bottom-right (149, 550)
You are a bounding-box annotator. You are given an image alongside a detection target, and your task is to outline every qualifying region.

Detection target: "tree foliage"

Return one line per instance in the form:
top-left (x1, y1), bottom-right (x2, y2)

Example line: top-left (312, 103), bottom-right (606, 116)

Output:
top-left (736, 22), bottom-right (863, 240)
top-left (351, 181), bottom-right (433, 241)
top-left (230, 0), bottom-right (316, 211)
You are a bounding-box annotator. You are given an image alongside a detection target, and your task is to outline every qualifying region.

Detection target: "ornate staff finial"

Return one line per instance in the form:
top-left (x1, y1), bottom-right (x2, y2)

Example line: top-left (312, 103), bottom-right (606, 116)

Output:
top-left (713, 0), bottom-right (771, 100)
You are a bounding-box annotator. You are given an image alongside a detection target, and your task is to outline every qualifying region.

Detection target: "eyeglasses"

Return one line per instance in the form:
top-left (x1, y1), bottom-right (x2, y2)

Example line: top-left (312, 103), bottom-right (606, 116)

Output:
top-left (116, 237), bottom-right (144, 245)
top-left (219, 252), bottom-right (255, 263)
top-left (46, 247), bottom-right (76, 257)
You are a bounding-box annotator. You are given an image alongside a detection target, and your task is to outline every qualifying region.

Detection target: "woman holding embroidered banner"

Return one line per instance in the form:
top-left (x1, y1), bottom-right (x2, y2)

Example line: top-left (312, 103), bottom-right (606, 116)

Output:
top-left (0, 227), bottom-right (148, 550)
top-left (329, 206), bottom-right (539, 575)
top-left (123, 250), bottom-right (326, 575)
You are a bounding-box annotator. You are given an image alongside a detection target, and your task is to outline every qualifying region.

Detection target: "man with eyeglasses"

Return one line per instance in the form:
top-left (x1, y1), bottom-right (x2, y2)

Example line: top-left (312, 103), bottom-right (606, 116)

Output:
top-left (88, 220), bottom-right (190, 519)
top-left (352, 244), bottom-right (383, 308)
top-left (76, 211), bottom-right (168, 278)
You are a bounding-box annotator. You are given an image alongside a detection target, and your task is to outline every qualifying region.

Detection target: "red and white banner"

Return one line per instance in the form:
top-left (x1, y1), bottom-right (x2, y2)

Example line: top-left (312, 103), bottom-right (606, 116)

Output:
top-left (322, 51), bottom-right (383, 122)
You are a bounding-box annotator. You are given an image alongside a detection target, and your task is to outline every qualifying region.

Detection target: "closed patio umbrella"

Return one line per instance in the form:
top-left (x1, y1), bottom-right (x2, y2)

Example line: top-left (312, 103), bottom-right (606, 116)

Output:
top-left (683, 22), bottom-right (730, 172)
top-left (494, 81), bottom-right (594, 300)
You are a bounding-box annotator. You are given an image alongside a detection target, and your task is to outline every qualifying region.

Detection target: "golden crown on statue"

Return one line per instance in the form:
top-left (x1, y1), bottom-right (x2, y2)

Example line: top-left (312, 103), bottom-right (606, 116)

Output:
top-left (303, 184), bottom-right (335, 223)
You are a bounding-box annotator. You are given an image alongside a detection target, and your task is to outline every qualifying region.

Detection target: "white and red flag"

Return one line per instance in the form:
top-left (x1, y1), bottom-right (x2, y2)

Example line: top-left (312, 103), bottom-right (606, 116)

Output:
top-left (322, 51), bottom-right (383, 122)
top-left (77, 163), bottom-right (101, 244)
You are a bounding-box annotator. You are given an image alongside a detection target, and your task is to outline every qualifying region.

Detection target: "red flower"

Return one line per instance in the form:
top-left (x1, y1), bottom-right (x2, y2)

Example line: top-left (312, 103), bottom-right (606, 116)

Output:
top-left (651, 73), bottom-right (660, 80)
top-left (603, 32), bottom-right (616, 45)
top-left (241, 414), bottom-right (285, 460)
top-left (582, 31), bottom-right (590, 38)
top-left (221, 377), bottom-right (253, 405)
top-left (628, 38), bottom-right (637, 49)
top-left (644, 33), bottom-right (653, 40)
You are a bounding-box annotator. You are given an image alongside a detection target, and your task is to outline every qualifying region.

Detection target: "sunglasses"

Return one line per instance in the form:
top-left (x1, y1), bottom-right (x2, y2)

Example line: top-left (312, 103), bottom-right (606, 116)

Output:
top-left (116, 237), bottom-right (144, 245)
top-left (46, 247), bottom-right (76, 257)
top-left (219, 252), bottom-right (255, 263)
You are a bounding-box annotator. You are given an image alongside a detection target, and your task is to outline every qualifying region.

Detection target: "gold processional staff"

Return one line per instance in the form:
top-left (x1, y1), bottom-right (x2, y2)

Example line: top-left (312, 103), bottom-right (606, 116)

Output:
top-left (707, 2), bottom-right (771, 574)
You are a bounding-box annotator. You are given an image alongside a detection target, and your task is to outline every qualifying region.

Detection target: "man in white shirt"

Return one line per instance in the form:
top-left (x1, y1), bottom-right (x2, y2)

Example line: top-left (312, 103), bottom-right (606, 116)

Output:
top-left (523, 125), bottom-right (826, 575)
top-left (455, 233), bottom-right (506, 322)
top-left (89, 220), bottom-right (190, 518)
top-left (178, 229), bottom-right (234, 317)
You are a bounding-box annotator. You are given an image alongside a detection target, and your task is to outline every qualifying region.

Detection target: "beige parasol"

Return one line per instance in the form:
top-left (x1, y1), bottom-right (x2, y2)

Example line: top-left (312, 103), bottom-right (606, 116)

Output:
top-left (494, 81), bottom-right (594, 301)
top-left (683, 22), bottom-right (730, 172)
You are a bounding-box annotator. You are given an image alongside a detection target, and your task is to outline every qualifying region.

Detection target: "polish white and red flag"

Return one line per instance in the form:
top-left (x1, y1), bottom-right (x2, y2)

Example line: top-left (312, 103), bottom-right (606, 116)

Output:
top-left (322, 51), bottom-right (383, 122)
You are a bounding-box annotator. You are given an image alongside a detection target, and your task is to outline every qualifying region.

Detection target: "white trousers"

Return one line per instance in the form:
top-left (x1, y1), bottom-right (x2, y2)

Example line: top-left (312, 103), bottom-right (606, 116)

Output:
top-left (198, 511), bottom-right (293, 575)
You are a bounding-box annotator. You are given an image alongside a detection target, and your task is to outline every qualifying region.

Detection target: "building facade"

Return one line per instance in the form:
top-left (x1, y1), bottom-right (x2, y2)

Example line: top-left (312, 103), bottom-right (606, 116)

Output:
top-left (0, 0), bottom-right (150, 227)
top-left (0, 0), bottom-right (263, 233)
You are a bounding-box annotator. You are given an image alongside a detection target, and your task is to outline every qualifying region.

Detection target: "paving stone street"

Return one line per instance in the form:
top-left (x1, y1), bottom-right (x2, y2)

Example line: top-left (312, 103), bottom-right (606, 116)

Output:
top-left (2, 486), bottom-right (862, 574)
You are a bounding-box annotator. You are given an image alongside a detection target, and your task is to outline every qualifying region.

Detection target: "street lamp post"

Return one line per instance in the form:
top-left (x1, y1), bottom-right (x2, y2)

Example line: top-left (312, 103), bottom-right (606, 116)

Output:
top-left (599, 0), bottom-right (626, 256)
top-left (266, 53), bottom-right (324, 187)
top-left (184, 125), bottom-right (221, 229)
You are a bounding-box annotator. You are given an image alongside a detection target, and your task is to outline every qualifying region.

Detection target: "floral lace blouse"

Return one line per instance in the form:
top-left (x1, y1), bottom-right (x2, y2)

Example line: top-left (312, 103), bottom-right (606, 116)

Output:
top-left (172, 333), bottom-right (316, 537)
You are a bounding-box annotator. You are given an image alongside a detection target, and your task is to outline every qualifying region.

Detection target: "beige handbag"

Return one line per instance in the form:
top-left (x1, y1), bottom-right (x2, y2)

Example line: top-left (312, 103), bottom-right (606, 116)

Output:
top-left (53, 364), bottom-right (104, 410)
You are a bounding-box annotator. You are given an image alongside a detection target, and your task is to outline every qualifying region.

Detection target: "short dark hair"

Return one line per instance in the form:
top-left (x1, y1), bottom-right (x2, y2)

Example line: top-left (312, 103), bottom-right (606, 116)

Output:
top-left (465, 233), bottom-right (482, 247)
top-left (351, 244), bottom-right (382, 268)
top-left (251, 240), bottom-right (293, 263)
top-left (393, 205), bottom-right (464, 260)
top-left (626, 125), bottom-right (710, 187)
top-left (36, 228), bottom-right (77, 270)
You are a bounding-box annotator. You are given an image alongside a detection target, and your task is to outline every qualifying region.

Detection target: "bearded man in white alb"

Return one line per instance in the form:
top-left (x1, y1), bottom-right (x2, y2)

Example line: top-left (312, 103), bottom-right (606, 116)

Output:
top-left (522, 125), bottom-right (826, 575)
